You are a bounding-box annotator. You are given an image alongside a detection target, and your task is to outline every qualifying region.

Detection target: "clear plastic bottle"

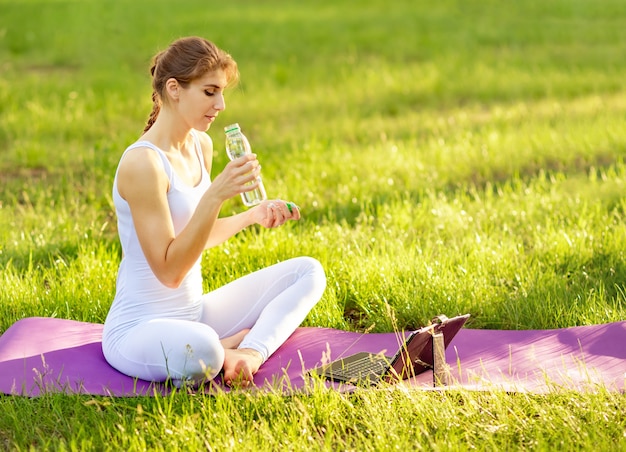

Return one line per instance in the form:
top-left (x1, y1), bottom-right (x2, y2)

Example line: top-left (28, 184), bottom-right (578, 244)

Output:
top-left (224, 123), bottom-right (267, 207)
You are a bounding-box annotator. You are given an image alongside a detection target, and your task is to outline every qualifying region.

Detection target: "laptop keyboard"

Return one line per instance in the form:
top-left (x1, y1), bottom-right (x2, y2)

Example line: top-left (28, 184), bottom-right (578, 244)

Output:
top-left (332, 355), bottom-right (388, 379)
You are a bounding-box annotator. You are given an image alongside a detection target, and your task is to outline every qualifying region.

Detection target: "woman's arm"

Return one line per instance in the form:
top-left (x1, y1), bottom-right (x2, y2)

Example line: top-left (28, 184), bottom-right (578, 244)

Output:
top-left (204, 199), bottom-right (302, 249)
top-left (117, 144), bottom-right (260, 288)
top-left (197, 132), bottom-right (301, 249)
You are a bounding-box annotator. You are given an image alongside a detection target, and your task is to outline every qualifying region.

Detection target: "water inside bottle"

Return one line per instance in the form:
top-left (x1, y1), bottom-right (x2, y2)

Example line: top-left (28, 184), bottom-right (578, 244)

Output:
top-left (225, 124), bottom-right (267, 206)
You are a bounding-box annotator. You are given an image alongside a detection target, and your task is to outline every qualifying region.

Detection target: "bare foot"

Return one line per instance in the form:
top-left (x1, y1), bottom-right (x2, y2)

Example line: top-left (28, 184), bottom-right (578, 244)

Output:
top-left (222, 348), bottom-right (264, 387)
top-left (220, 328), bottom-right (250, 349)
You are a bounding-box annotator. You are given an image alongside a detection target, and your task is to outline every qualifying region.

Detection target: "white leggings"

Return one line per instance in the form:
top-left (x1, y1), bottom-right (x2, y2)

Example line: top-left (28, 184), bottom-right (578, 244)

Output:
top-left (109, 257), bottom-right (326, 383)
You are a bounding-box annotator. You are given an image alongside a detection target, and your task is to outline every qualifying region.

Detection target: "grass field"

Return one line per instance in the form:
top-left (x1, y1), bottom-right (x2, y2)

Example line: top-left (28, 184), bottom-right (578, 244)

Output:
top-left (1, 0), bottom-right (625, 449)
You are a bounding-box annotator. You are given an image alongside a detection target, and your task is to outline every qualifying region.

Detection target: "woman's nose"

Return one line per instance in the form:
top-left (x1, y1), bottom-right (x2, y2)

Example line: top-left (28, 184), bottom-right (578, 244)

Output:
top-left (214, 93), bottom-right (226, 111)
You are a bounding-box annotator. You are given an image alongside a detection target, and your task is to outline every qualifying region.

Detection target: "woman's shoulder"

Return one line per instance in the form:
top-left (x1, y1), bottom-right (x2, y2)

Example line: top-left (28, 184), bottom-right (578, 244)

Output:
top-left (193, 130), bottom-right (214, 151)
top-left (120, 142), bottom-right (164, 168)
top-left (117, 143), bottom-right (167, 181)
top-left (192, 130), bottom-right (214, 168)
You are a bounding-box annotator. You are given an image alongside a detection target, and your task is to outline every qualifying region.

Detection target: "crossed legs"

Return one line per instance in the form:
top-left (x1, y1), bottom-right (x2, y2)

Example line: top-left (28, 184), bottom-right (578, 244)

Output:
top-left (105, 257), bottom-right (325, 386)
top-left (200, 256), bottom-right (326, 385)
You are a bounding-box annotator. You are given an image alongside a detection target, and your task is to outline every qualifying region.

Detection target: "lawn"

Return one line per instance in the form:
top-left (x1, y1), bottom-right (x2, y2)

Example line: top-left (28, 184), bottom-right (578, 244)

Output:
top-left (0, 0), bottom-right (625, 449)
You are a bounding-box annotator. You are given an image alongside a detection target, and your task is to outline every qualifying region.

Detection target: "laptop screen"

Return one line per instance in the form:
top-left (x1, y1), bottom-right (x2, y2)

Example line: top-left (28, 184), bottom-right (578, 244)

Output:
top-left (385, 313), bottom-right (470, 382)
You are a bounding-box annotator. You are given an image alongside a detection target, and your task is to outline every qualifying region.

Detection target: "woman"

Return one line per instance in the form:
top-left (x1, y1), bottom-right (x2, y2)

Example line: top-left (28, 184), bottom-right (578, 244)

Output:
top-left (102, 36), bottom-right (326, 387)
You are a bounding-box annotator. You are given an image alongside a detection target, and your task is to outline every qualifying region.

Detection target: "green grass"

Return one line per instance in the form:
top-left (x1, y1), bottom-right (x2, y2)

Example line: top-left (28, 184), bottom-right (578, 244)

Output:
top-left (1, 0), bottom-right (626, 449)
top-left (1, 388), bottom-right (625, 450)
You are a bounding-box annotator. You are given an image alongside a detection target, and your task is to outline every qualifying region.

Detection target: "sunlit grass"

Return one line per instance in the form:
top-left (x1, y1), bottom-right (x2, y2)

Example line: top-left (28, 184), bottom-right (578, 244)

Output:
top-left (1, 0), bottom-right (626, 449)
top-left (1, 387), bottom-right (624, 450)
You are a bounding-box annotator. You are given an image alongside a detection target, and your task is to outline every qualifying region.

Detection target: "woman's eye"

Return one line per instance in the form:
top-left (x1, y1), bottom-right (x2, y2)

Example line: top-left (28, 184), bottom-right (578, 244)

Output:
top-left (204, 90), bottom-right (215, 96)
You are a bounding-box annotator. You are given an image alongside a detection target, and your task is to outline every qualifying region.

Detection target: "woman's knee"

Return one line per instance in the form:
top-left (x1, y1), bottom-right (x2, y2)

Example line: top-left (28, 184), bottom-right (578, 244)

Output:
top-left (295, 256), bottom-right (326, 283)
top-left (173, 334), bottom-right (225, 381)
top-left (115, 321), bottom-right (226, 382)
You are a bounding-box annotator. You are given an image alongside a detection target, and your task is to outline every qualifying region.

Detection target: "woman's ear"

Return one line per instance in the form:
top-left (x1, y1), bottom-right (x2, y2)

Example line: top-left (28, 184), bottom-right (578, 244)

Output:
top-left (165, 78), bottom-right (180, 101)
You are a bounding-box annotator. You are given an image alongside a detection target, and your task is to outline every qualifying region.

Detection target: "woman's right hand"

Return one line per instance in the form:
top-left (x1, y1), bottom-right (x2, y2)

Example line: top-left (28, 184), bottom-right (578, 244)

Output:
top-left (209, 153), bottom-right (262, 202)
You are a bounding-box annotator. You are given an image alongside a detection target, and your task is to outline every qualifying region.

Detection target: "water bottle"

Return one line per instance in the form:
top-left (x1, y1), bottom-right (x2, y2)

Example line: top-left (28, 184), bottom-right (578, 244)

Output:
top-left (224, 123), bottom-right (267, 207)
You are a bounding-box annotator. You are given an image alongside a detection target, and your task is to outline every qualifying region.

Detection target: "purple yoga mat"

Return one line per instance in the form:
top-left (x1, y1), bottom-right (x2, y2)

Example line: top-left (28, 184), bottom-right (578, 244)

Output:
top-left (0, 317), bottom-right (624, 396)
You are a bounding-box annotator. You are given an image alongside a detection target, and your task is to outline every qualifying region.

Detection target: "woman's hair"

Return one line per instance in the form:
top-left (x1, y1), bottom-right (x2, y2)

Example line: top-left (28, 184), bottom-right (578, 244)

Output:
top-left (144, 37), bottom-right (239, 132)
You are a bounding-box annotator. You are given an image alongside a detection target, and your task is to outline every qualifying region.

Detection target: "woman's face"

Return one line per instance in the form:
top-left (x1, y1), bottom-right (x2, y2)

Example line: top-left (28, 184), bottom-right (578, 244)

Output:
top-left (176, 69), bottom-right (228, 131)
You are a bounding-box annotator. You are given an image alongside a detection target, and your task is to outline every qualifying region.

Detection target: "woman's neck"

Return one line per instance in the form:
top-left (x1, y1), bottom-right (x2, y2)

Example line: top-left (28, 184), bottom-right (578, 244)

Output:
top-left (141, 110), bottom-right (192, 154)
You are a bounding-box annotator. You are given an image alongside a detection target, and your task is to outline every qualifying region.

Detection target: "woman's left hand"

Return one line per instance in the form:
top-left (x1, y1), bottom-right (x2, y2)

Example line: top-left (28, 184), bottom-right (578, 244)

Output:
top-left (251, 200), bottom-right (301, 228)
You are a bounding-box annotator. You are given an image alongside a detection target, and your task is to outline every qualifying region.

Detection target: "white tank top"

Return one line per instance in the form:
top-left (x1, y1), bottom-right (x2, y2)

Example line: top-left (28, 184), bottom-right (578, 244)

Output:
top-left (102, 131), bottom-right (211, 352)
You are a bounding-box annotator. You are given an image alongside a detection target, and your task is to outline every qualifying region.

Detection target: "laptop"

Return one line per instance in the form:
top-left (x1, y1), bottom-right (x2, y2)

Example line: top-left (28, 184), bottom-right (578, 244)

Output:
top-left (310, 314), bottom-right (470, 385)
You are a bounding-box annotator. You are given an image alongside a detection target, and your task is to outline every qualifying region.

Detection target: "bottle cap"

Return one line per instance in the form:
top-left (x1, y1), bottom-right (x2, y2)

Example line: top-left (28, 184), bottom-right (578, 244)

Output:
top-left (224, 123), bottom-right (240, 134)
